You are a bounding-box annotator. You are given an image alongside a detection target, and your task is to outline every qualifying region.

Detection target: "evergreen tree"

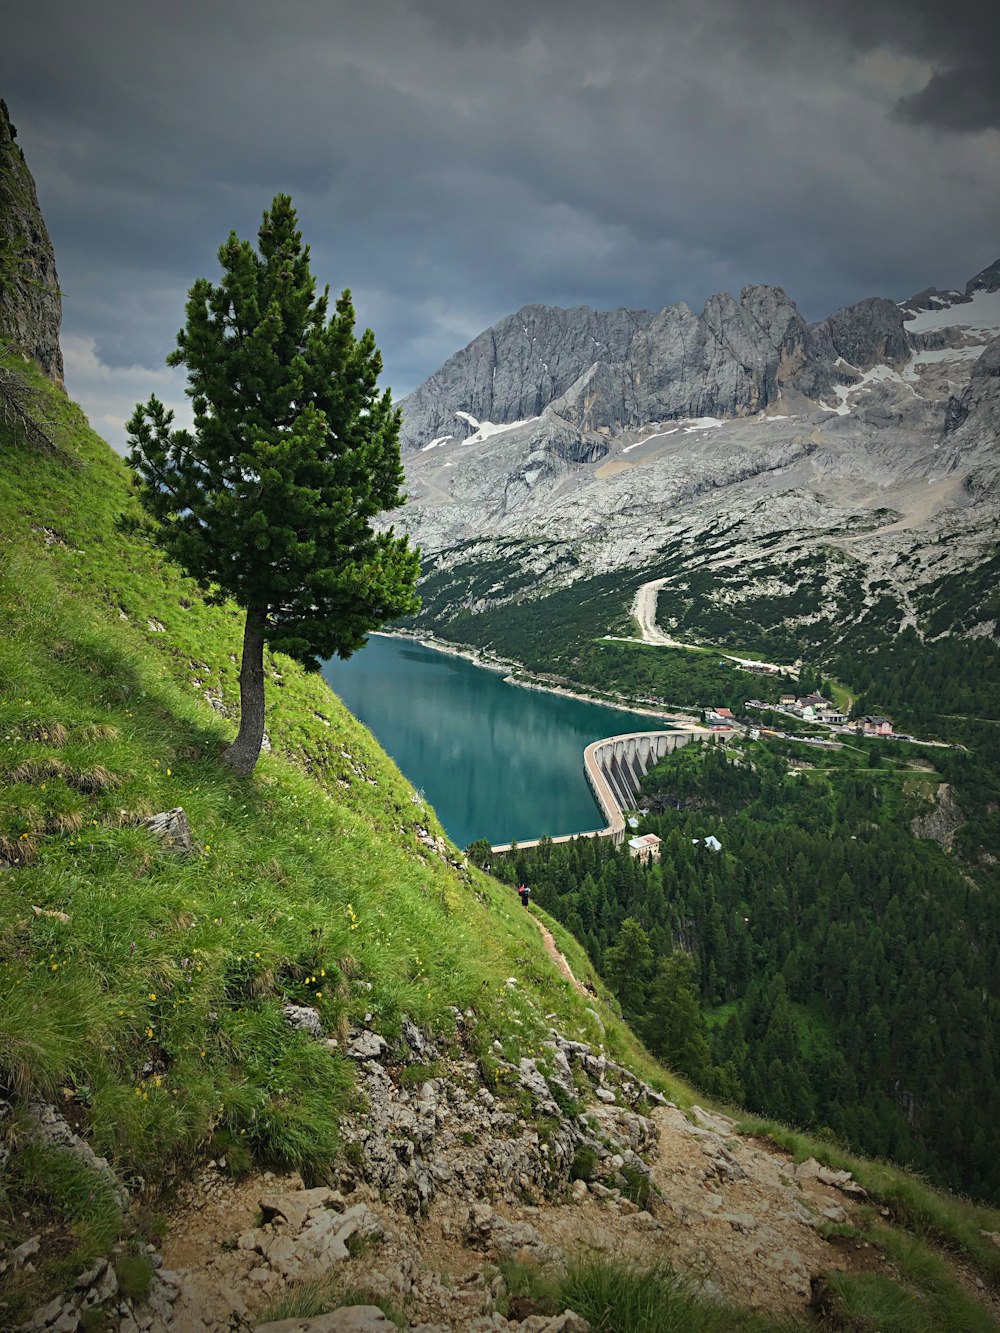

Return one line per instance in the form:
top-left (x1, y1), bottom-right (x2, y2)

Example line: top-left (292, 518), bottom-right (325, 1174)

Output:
top-left (126, 195), bottom-right (419, 774)
top-left (645, 949), bottom-right (712, 1081)
top-left (605, 917), bottom-right (653, 1016)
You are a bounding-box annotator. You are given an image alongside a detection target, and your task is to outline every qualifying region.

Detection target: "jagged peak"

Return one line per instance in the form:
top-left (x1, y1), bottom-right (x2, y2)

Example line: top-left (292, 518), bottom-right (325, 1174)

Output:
top-left (966, 258), bottom-right (1000, 296)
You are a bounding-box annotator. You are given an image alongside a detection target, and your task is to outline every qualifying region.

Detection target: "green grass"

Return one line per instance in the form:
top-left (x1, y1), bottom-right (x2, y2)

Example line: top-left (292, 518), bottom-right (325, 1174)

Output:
top-left (257, 1276), bottom-right (407, 1327)
top-left (500, 1255), bottom-right (799, 1331)
top-left (820, 1225), bottom-right (999, 1332)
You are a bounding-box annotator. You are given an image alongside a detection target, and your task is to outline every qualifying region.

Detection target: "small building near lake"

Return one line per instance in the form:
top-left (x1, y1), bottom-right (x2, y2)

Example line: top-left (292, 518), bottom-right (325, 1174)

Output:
top-left (627, 833), bottom-right (662, 864)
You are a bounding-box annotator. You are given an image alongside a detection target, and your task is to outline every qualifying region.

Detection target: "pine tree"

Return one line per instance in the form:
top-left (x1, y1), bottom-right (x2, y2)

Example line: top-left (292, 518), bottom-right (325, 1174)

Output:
top-left (126, 196), bottom-right (420, 774)
top-left (605, 917), bottom-right (653, 1016)
top-left (645, 949), bottom-right (712, 1082)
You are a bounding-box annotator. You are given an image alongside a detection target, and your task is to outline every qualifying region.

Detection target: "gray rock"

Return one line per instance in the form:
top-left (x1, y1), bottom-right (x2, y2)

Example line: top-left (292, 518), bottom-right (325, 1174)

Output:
top-left (141, 808), bottom-right (194, 855)
top-left (23, 1295), bottom-right (64, 1329)
top-left (815, 296), bottom-right (911, 370)
top-left (794, 1157), bottom-right (855, 1188)
top-left (80, 1259), bottom-right (117, 1309)
top-left (347, 1030), bottom-right (388, 1061)
top-left (465, 1200), bottom-right (554, 1261)
top-left (282, 1004), bottom-right (325, 1039)
top-left (517, 1058), bottom-right (559, 1111)
top-left (11, 1235), bottom-right (41, 1268)
top-left (401, 1016), bottom-right (432, 1057)
top-left (0, 101), bottom-right (63, 382)
top-left (966, 258), bottom-right (1000, 296)
top-left (399, 304), bottom-right (654, 452)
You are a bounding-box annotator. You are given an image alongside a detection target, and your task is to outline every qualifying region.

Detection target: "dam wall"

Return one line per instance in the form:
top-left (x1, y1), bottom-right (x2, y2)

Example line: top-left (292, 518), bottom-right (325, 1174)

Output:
top-left (491, 727), bottom-right (727, 854)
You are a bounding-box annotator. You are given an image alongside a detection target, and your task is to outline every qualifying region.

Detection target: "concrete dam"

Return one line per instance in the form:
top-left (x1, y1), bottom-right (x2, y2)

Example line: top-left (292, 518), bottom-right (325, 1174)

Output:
top-left (491, 727), bottom-right (721, 854)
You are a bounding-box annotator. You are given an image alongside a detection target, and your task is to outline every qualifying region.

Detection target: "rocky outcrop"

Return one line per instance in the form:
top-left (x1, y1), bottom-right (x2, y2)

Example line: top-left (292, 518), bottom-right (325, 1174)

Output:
top-left (0, 100), bottom-right (63, 383)
top-left (332, 1013), bottom-right (660, 1217)
top-left (966, 258), bottom-right (1000, 296)
top-left (551, 286), bottom-right (817, 431)
top-left (944, 333), bottom-right (1000, 435)
top-left (911, 783), bottom-right (965, 849)
top-left (401, 286), bottom-right (838, 452)
top-left (812, 296), bottom-right (911, 370)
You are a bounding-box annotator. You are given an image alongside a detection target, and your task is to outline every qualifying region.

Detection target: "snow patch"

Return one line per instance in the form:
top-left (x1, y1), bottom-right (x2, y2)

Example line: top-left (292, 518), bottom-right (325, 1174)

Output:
top-left (682, 416), bottom-right (725, 433)
top-left (421, 434), bottom-right (454, 452)
top-left (460, 416), bottom-right (540, 445)
top-left (622, 428), bottom-right (679, 453)
top-left (820, 364), bottom-right (908, 416)
top-left (455, 410), bottom-right (481, 430)
top-left (902, 346), bottom-right (984, 382)
top-left (904, 288), bottom-right (1000, 336)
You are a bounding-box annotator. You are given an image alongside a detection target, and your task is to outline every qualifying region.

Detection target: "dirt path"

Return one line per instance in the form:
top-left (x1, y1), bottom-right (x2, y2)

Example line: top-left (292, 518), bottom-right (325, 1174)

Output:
top-left (531, 913), bottom-right (590, 996)
top-left (630, 577), bottom-right (694, 649)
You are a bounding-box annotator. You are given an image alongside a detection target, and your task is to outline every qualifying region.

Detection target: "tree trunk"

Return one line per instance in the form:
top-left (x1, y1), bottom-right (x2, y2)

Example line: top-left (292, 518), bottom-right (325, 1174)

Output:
top-left (221, 607), bottom-right (267, 776)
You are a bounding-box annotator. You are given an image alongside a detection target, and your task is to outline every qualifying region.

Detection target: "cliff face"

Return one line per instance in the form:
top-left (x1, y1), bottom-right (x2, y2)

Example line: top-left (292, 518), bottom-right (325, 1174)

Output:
top-left (397, 284), bottom-right (918, 454)
top-left (398, 303), bottom-right (654, 451)
top-left (0, 99), bottom-right (63, 383)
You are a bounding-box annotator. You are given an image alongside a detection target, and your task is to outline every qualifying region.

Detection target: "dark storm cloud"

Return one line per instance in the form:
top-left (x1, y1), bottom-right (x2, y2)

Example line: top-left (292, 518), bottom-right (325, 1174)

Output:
top-left (0, 0), bottom-right (997, 446)
top-left (750, 0), bottom-right (1000, 132)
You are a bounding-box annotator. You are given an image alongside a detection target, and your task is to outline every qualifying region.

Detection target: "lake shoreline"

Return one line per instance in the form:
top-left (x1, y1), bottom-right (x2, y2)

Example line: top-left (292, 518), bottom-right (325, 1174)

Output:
top-left (374, 629), bottom-right (699, 727)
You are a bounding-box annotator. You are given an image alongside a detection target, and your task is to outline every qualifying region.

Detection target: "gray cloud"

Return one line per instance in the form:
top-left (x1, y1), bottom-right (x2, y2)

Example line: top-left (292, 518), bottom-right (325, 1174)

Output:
top-left (1, 0), bottom-right (997, 448)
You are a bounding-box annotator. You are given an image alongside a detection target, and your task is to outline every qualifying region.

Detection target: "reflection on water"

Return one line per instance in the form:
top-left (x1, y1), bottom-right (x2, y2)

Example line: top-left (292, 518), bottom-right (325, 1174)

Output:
top-left (321, 634), bottom-right (666, 848)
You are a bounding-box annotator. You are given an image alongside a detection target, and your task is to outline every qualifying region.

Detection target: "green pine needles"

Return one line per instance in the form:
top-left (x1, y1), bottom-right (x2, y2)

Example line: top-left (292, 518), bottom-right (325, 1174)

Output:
top-left (127, 195), bottom-right (419, 775)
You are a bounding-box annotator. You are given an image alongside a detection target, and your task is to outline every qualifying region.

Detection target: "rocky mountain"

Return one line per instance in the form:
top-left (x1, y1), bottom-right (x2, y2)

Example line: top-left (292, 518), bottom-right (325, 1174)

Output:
top-left (398, 304), bottom-right (654, 453)
top-left (0, 99), bottom-right (63, 383)
top-left (395, 258), bottom-right (1000, 655)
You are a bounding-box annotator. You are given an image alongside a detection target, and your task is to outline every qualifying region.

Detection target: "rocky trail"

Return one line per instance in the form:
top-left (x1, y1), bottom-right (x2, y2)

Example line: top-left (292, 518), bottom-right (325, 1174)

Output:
top-left (9, 1011), bottom-right (921, 1333)
top-left (149, 1110), bottom-right (873, 1333)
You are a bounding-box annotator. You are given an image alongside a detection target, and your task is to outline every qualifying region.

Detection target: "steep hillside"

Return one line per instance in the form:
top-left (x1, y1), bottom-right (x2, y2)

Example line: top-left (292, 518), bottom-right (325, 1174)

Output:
top-left (4, 365), bottom-right (1000, 1332)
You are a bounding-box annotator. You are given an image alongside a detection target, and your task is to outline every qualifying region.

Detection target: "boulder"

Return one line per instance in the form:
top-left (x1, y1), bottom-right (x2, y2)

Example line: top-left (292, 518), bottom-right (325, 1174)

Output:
top-left (141, 808), bottom-right (193, 854)
top-left (348, 1030), bottom-right (389, 1061)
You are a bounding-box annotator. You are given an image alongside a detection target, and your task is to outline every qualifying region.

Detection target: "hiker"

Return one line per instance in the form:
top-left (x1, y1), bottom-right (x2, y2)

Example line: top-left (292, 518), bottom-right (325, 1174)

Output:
top-left (517, 883), bottom-right (531, 908)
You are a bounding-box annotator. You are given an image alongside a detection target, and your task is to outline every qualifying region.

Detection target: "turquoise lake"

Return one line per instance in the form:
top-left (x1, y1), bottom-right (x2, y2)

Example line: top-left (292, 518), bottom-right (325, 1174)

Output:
top-left (321, 634), bottom-right (666, 848)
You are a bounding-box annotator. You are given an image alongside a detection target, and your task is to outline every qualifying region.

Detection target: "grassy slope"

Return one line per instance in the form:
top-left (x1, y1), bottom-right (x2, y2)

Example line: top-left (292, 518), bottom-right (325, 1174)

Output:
top-left (1, 358), bottom-right (999, 1328)
top-left (0, 360), bottom-right (669, 1286)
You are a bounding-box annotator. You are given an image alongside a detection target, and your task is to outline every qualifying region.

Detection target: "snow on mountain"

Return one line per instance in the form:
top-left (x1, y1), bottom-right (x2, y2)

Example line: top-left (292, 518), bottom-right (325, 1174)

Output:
top-left (904, 287), bottom-right (1000, 337)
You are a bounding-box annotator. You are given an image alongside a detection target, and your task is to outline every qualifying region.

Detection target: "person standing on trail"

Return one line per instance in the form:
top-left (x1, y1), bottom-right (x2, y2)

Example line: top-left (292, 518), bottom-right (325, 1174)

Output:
top-left (517, 884), bottom-right (531, 908)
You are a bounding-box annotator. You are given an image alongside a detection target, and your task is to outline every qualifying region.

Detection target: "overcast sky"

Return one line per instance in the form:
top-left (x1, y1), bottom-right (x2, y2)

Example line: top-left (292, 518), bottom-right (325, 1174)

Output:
top-left (3, 0), bottom-right (997, 447)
